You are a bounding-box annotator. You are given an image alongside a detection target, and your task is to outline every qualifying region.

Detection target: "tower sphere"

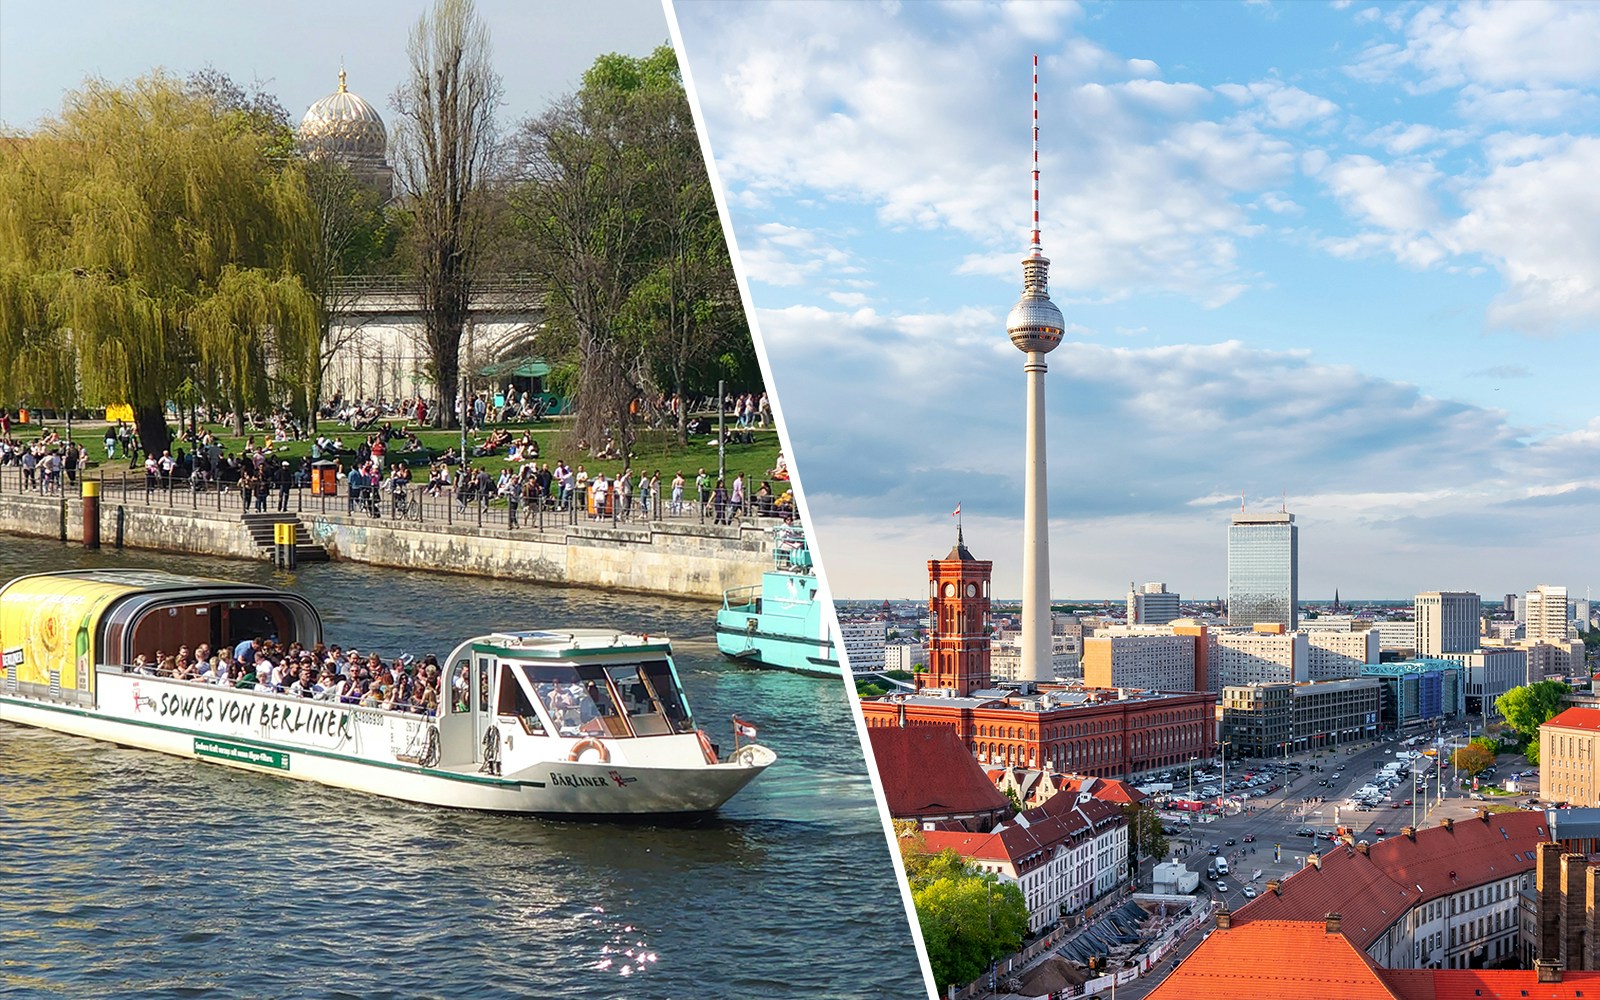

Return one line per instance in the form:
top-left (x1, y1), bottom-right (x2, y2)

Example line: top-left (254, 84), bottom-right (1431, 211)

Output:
top-left (1006, 258), bottom-right (1065, 354)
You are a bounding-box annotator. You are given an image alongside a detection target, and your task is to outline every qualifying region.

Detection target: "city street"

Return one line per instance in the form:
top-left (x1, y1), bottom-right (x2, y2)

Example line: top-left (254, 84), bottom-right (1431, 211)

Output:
top-left (1150, 726), bottom-right (1534, 919)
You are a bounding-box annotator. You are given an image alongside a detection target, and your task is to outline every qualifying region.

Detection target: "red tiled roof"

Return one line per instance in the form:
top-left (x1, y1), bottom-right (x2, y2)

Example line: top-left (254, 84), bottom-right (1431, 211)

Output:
top-left (1060, 774), bottom-right (1146, 806)
top-left (1235, 811), bottom-right (1549, 949)
top-left (867, 726), bottom-right (1008, 820)
top-left (1147, 920), bottom-right (1400, 999)
top-left (1381, 968), bottom-right (1600, 1000)
top-left (1545, 707), bottom-right (1600, 732)
top-left (923, 794), bottom-right (1125, 873)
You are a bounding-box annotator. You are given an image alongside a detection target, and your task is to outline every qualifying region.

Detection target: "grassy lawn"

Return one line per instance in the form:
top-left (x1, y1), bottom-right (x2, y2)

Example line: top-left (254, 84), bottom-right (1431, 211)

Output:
top-left (74, 417), bottom-right (786, 490)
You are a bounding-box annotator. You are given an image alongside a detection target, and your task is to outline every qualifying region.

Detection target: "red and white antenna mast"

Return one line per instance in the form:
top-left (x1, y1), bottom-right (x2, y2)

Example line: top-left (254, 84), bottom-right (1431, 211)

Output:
top-left (1030, 54), bottom-right (1043, 257)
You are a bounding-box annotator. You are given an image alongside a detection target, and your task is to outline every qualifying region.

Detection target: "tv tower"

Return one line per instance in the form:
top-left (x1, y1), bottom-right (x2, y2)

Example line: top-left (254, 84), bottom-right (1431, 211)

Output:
top-left (1005, 55), bottom-right (1065, 683)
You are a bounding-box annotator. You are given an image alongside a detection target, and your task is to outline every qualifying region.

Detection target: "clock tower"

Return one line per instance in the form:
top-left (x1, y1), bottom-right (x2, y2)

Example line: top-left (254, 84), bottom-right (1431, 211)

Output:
top-left (921, 528), bottom-right (993, 696)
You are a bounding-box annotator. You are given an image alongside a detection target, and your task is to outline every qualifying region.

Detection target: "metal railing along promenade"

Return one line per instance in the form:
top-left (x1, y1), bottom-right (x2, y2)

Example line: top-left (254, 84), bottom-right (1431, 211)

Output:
top-left (0, 465), bottom-right (796, 533)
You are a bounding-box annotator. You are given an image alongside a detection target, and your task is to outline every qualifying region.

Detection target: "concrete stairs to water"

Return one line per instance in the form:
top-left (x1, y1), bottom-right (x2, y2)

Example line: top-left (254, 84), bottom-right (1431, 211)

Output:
top-left (240, 512), bottom-right (330, 562)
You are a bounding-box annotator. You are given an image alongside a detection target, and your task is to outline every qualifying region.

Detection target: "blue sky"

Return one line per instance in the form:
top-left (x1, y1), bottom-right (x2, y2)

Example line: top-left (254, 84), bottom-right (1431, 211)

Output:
top-left (674, 0), bottom-right (1600, 602)
top-left (0, 0), bottom-right (667, 134)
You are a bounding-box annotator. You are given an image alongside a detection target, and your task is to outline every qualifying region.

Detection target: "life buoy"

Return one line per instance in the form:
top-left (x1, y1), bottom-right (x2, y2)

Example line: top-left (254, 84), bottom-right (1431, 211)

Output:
top-left (696, 729), bottom-right (719, 765)
top-left (568, 737), bottom-right (610, 763)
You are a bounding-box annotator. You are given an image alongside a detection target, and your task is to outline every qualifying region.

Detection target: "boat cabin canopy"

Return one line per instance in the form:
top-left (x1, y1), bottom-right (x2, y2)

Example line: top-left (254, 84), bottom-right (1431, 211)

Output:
top-left (0, 570), bottom-right (321, 706)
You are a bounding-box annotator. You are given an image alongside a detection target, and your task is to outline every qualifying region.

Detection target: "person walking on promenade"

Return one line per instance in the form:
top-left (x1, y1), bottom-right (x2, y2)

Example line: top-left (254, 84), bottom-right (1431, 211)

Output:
top-left (712, 478), bottom-right (729, 525)
top-left (275, 461), bottom-right (292, 512)
top-left (670, 471), bottom-right (684, 516)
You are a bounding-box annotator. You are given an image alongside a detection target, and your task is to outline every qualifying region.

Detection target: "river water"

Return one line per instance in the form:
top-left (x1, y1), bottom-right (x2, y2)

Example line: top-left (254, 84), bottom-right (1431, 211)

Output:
top-left (0, 535), bottom-right (926, 999)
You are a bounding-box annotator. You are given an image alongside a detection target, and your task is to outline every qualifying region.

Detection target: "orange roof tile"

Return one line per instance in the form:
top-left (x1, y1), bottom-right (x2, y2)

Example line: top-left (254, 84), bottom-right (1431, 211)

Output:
top-left (1147, 919), bottom-right (1400, 1000)
top-left (1382, 968), bottom-right (1600, 1000)
top-left (1545, 707), bottom-right (1600, 733)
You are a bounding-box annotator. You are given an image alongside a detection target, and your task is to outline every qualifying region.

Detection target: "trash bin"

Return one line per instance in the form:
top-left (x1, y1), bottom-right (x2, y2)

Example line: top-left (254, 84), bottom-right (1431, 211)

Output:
top-left (312, 461), bottom-right (339, 496)
top-left (17, 408), bottom-right (28, 424)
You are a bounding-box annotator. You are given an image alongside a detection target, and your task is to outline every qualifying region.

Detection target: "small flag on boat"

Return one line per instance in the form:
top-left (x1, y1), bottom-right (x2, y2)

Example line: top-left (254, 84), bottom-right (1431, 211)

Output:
top-left (952, 503), bottom-right (961, 517)
top-left (733, 716), bottom-right (757, 740)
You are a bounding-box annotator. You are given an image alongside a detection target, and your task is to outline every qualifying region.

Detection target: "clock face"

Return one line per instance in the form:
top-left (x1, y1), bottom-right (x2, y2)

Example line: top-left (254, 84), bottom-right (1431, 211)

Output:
top-left (942, 583), bottom-right (955, 597)
top-left (965, 583), bottom-right (977, 597)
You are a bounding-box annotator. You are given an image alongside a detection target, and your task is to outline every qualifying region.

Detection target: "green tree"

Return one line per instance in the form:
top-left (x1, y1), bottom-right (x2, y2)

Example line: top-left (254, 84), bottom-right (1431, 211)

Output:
top-left (1496, 681), bottom-right (1569, 743)
top-left (1469, 735), bottom-right (1501, 756)
top-left (1453, 742), bottom-right (1495, 778)
top-left (914, 871), bottom-right (1028, 990)
top-left (1124, 802), bottom-right (1169, 866)
top-left (0, 73), bottom-right (316, 455)
top-left (510, 45), bottom-right (753, 462)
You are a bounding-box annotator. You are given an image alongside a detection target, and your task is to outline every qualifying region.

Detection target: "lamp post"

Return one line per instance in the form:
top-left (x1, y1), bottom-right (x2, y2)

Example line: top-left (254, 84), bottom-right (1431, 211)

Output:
top-left (1218, 740), bottom-right (1232, 815)
top-left (1188, 754), bottom-right (1198, 802)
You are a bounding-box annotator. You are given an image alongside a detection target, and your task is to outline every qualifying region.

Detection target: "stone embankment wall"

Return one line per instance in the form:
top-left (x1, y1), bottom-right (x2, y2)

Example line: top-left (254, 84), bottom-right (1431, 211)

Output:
top-left (0, 493), bottom-right (771, 600)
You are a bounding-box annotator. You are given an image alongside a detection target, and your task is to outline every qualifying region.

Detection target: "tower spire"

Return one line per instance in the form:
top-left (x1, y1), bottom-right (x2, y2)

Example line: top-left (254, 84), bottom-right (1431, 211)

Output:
top-left (1030, 53), bottom-right (1042, 257)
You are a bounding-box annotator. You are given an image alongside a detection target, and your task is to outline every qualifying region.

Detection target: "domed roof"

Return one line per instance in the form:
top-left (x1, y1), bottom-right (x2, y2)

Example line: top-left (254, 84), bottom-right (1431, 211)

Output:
top-left (300, 69), bottom-right (387, 161)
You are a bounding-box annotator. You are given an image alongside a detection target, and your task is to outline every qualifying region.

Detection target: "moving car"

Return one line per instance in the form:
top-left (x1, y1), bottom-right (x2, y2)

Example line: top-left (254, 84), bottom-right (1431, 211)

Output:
top-left (1241, 886), bottom-right (1257, 899)
top-left (1242, 834), bottom-right (1255, 843)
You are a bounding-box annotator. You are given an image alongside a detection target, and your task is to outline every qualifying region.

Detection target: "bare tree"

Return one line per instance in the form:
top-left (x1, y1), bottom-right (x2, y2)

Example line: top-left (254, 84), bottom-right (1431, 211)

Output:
top-left (294, 159), bottom-right (390, 428)
top-left (389, 0), bottom-right (500, 430)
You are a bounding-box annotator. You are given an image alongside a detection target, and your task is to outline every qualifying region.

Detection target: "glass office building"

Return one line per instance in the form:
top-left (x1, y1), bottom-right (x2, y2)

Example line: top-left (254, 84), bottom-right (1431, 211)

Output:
top-left (1228, 511), bottom-right (1298, 630)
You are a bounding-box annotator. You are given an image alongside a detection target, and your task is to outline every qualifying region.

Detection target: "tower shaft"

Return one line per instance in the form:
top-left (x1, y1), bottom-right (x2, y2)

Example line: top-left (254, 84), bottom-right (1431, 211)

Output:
top-left (1021, 353), bottom-right (1051, 682)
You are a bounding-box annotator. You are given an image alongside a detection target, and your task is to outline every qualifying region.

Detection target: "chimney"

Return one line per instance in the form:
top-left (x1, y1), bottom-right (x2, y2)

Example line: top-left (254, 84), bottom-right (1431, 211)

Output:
top-left (1266, 879), bottom-right (1282, 896)
top-left (1401, 826), bottom-right (1415, 841)
top-left (1479, 808), bottom-right (1491, 823)
top-left (1536, 959), bottom-right (1563, 983)
top-left (1325, 912), bottom-right (1342, 935)
top-left (1307, 852), bottom-right (1321, 870)
top-left (1356, 842), bottom-right (1370, 857)
top-left (1216, 904), bottom-right (1232, 931)
top-left (1440, 817), bottom-right (1453, 832)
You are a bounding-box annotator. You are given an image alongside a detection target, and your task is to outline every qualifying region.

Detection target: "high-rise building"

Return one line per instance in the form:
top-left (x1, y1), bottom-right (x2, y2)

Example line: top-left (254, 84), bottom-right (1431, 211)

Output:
top-left (1126, 582), bottom-right (1180, 625)
top-left (1525, 585), bottom-right (1573, 643)
top-left (1227, 511), bottom-right (1298, 630)
top-left (1414, 591), bottom-right (1482, 657)
top-left (839, 619), bottom-right (887, 674)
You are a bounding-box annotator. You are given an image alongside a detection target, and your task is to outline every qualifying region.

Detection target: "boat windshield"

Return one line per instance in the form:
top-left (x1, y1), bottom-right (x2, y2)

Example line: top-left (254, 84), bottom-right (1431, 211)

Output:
top-left (516, 659), bottom-right (693, 739)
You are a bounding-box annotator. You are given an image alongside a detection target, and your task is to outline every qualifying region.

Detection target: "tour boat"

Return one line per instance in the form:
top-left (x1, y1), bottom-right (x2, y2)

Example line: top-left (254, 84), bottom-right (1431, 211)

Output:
top-left (714, 525), bottom-right (840, 677)
top-left (0, 570), bottom-right (775, 816)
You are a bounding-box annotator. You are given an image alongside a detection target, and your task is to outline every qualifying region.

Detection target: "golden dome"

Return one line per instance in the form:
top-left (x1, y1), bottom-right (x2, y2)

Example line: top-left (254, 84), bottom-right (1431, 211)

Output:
top-left (299, 69), bottom-right (387, 161)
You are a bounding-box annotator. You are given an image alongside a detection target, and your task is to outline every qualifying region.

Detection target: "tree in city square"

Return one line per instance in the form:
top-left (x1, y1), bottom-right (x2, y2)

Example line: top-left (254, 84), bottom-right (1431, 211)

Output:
top-left (1452, 742), bottom-right (1495, 778)
top-left (0, 73), bottom-right (317, 455)
top-left (1124, 802), bottom-right (1169, 868)
top-left (390, 0), bottom-right (502, 431)
top-left (1496, 680), bottom-right (1569, 763)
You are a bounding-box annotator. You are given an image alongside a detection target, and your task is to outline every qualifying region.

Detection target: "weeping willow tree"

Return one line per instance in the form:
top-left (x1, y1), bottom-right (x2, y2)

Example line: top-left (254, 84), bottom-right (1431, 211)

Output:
top-left (0, 73), bottom-right (317, 455)
top-left (190, 267), bottom-right (319, 436)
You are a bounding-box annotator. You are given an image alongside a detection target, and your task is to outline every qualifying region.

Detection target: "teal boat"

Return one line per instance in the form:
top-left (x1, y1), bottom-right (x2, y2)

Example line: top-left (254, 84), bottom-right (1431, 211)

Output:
top-left (715, 526), bottom-right (840, 678)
